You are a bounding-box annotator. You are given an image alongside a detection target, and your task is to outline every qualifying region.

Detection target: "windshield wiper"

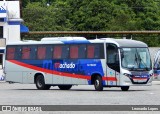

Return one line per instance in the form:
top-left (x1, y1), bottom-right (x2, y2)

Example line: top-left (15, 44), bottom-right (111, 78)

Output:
top-left (136, 51), bottom-right (150, 71)
top-left (134, 54), bottom-right (139, 67)
top-left (139, 57), bottom-right (150, 71)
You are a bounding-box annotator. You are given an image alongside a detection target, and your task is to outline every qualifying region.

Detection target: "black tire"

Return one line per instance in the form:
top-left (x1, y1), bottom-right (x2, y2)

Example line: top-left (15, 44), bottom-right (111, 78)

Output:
top-left (58, 85), bottom-right (72, 90)
top-left (94, 76), bottom-right (103, 91)
top-left (35, 75), bottom-right (51, 90)
top-left (121, 86), bottom-right (129, 91)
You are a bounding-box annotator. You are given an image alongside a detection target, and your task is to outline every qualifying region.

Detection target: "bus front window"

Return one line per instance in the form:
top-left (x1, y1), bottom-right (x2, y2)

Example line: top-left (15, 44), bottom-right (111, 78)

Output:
top-left (121, 48), bottom-right (151, 71)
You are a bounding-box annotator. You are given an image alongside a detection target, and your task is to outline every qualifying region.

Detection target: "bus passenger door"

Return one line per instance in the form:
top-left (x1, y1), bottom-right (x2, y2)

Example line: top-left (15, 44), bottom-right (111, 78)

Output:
top-left (106, 44), bottom-right (120, 86)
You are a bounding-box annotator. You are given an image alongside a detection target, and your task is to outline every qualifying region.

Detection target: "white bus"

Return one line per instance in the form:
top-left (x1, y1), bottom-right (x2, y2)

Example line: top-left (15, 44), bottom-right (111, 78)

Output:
top-left (4, 37), bottom-right (153, 91)
top-left (153, 48), bottom-right (160, 80)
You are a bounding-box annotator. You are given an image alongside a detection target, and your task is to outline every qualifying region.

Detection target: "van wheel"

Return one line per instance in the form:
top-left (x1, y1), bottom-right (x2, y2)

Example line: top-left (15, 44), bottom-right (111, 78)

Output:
top-left (94, 76), bottom-right (103, 91)
top-left (121, 86), bottom-right (129, 91)
top-left (35, 75), bottom-right (51, 90)
top-left (58, 85), bottom-right (72, 90)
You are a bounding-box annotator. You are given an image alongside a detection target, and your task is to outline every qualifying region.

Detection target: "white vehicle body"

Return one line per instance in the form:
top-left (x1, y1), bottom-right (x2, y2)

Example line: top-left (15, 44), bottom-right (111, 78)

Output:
top-left (153, 49), bottom-right (160, 80)
top-left (4, 37), bottom-right (153, 91)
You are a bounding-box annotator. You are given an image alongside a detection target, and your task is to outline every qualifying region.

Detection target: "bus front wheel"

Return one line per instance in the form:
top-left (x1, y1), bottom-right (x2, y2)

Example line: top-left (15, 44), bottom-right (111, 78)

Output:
top-left (94, 76), bottom-right (103, 91)
top-left (35, 75), bottom-right (51, 90)
top-left (121, 86), bottom-right (129, 91)
top-left (58, 85), bottom-right (72, 90)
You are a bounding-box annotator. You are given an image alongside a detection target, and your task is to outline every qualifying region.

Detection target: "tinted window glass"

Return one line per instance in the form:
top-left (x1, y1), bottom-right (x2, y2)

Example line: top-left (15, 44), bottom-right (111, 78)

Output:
top-left (70, 45), bottom-right (78, 59)
top-left (78, 45), bottom-right (86, 58)
top-left (37, 46), bottom-right (46, 60)
top-left (87, 45), bottom-right (94, 58)
top-left (21, 45), bottom-right (36, 60)
top-left (53, 46), bottom-right (62, 59)
top-left (107, 44), bottom-right (118, 64)
top-left (53, 45), bottom-right (69, 59)
top-left (46, 45), bottom-right (52, 59)
top-left (22, 46), bottom-right (30, 59)
top-left (62, 45), bottom-right (69, 59)
top-left (15, 46), bottom-right (22, 60)
top-left (86, 44), bottom-right (104, 59)
top-left (30, 45), bottom-right (37, 59)
top-left (6, 47), bottom-right (15, 60)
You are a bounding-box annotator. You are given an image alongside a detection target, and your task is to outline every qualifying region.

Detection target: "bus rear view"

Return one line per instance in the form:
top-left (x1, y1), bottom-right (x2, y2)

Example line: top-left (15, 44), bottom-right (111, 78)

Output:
top-left (4, 37), bottom-right (153, 91)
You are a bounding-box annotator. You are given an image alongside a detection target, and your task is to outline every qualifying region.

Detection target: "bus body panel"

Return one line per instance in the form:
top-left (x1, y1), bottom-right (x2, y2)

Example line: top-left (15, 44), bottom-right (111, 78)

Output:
top-left (4, 38), bottom-right (153, 89)
top-left (5, 59), bottom-right (106, 85)
top-left (106, 66), bottom-right (119, 86)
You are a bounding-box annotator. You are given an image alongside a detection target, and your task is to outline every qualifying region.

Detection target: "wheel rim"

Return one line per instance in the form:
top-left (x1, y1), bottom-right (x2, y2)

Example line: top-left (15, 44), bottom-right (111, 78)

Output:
top-left (37, 78), bottom-right (43, 87)
top-left (95, 79), bottom-right (99, 88)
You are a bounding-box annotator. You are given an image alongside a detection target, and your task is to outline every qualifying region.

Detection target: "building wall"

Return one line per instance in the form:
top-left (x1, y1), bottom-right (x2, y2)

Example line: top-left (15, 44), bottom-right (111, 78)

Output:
top-left (0, 1), bottom-right (21, 43)
top-left (7, 25), bottom-right (20, 42)
top-left (0, 0), bottom-right (22, 70)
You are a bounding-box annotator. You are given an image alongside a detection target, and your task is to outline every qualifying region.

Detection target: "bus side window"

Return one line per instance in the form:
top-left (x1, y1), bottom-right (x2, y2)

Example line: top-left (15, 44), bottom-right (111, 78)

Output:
top-left (62, 45), bottom-right (69, 59)
top-left (53, 46), bottom-right (62, 59)
top-left (22, 46), bottom-right (31, 59)
top-left (99, 44), bottom-right (105, 59)
top-left (30, 46), bottom-right (37, 60)
top-left (94, 45), bottom-right (100, 58)
top-left (37, 46), bottom-right (46, 60)
top-left (87, 45), bottom-right (94, 58)
top-left (21, 46), bottom-right (36, 60)
top-left (107, 44), bottom-right (120, 72)
top-left (86, 44), bottom-right (104, 59)
top-left (15, 46), bottom-right (22, 60)
top-left (46, 46), bottom-right (52, 59)
top-left (107, 44), bottom-right (118, 63)
top-left (6, 47), bottom-right (15, 60)
top-left (79, 45), bottom-right (86, 58)
top-left (70, 45), bottom-right (78, 59)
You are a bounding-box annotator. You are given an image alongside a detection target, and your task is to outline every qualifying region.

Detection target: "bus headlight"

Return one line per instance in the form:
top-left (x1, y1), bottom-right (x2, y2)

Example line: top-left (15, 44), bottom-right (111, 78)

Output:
top-left (123, 73), bottom-right (131, 78)
top-left (149, 73), bottom-right (153, 77)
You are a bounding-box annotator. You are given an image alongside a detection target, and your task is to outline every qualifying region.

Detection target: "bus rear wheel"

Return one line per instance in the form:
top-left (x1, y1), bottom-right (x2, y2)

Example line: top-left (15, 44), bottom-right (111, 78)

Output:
top-left (121, 86), bottom-right (129, 91)
top-left (94, 76), bottom-right (103, 91)
top-left (58, 85), bottom-right (72, 90)
top-left (35, 75), bottom-right (51, 90)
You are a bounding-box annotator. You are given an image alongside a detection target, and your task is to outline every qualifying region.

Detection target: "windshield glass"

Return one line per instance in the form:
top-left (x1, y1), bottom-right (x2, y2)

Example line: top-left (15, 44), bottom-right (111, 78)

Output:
top-left (121, 48), bottom-right (151, 71)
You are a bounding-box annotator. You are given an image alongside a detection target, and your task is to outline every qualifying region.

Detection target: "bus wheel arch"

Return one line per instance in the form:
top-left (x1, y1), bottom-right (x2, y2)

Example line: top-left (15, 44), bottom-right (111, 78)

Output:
top-left (34, 73), bottom-right (51, 90)
top-left (91, 73), bottom-right (103, 91)
top-left (34, 73), bottom-right (43, 84)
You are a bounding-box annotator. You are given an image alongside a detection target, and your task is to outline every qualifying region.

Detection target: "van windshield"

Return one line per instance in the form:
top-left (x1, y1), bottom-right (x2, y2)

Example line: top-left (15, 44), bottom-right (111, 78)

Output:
top-left (121, 48), bottom-right (151, 71)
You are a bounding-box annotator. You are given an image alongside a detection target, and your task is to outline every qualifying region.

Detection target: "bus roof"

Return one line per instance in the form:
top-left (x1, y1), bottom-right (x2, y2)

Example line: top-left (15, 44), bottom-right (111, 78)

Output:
top-left (6, 38), bottom-right (148, 48)
top-left (100, 38), bottom-right (148, 48)
top-left (41, 37), bottom-right (87, 41)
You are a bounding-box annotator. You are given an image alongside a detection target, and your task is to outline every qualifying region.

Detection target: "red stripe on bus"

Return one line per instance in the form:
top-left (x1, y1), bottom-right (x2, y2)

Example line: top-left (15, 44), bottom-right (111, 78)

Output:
top-left (9, 60), bottom-right (90, 80)
top-left (132, 78), bottom-right (148, 80)
top-left (8, 60), bottom-right (117, 81)
top-left (102, 77), bottom-right (117, 81)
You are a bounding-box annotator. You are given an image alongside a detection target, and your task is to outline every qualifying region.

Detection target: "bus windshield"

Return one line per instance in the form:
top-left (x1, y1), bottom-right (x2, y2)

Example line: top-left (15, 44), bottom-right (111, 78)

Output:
top-left (121, 48), bottom-right (151, 71)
